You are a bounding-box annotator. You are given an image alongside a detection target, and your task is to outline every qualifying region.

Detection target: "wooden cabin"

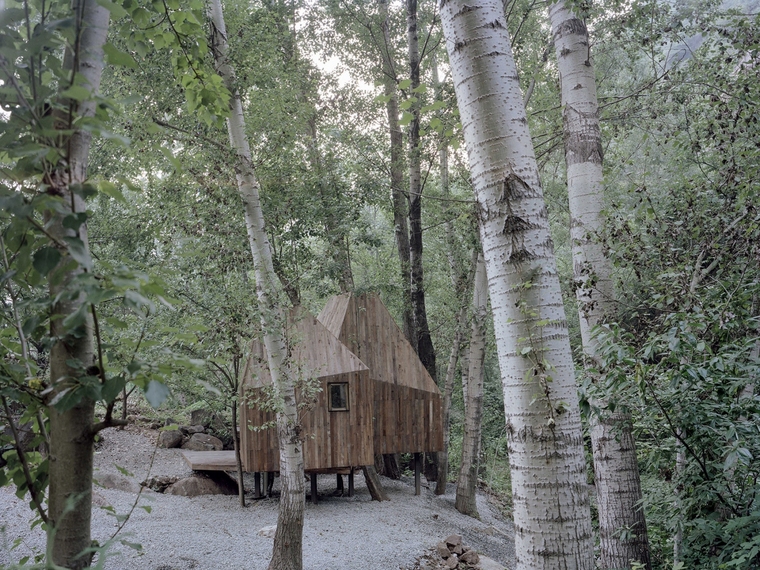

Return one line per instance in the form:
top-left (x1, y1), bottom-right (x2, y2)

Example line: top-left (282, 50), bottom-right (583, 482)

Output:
top-left (239, 307), bottom-right (374, 473)
top-left (317, 293), bottom-right (444, 456)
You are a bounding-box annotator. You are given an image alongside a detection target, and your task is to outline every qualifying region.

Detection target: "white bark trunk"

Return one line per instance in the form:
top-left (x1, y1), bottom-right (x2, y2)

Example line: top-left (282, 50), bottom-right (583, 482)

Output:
top-left (549, 4), bottom-right (650, 568)
top-left (440, 1), bottom-right (594, 568)
top-left (455, 252), bottom-right (487, 517)
top-left (207, 3), bottom-right (304, 569)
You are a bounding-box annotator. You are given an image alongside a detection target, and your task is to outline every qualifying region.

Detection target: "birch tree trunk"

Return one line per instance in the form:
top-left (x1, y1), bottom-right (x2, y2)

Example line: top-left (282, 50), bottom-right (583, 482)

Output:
top-left (440, 1), bottom-right (594, 567)
top-left (379, 0), bottom-right (415, 343)
top-left (549, 4), bottom-right (650, 568)
top-left (43, 4), bottom-right (109, 566)
top-left (208, 3), bottom-right (304, 568)
top-left (455, 252), bottom-right (487, 517)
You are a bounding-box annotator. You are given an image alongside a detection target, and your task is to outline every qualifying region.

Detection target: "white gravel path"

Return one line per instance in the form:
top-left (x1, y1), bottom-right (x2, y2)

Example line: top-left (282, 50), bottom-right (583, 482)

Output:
top-left (0, 427), bottom-right (515, 569)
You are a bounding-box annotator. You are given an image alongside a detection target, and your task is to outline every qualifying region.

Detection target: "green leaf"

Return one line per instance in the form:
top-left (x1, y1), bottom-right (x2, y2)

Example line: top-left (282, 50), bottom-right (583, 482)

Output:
top-left (103, 43), bottom-right (137, 69)
top-left (102, 375), bottom-right (126, 404)
top-left (114, 464), bottom-right (134, 477)
top-left (33, 247), bottom-right (62, 276)
top-left (120, 540), bottom-right (142, 551)
top-left (144, 380), bottom-right (169, 408)
top-left (62, 236), bottom-right (93, 271)
top-left (60, 85), bottom-right (92, 101)
top-left (63, 212), bottom-right (88, 231)
top-left (95, 0), bottom-right (128, 19)
top-left (520, 346), bottom-right (533, 355)
top-left (98, 180), bottom-right (127, 204)
top-left (62, 303), bottom-right (89, 331)
top-left (398, 79), bottom-right (412, 90)
top-left (399, 112), bottom-right (413, 126)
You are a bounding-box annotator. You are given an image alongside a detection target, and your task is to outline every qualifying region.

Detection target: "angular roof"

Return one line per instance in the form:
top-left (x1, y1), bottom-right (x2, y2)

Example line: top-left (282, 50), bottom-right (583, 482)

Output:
top-left (317, 293), bottom-right (440, 394)
top-left (242, 306), bottom-right (368, 389)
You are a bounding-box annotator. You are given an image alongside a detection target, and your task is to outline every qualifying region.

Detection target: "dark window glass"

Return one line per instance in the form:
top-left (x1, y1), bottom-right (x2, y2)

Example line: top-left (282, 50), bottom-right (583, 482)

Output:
top-left (328, 383), bottom-right (349, 411)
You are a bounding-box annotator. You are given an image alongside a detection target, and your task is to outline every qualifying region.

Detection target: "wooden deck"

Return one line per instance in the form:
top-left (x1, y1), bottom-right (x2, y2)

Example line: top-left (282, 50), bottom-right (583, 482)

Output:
top-left (181, 450), bottom-right (237, 471)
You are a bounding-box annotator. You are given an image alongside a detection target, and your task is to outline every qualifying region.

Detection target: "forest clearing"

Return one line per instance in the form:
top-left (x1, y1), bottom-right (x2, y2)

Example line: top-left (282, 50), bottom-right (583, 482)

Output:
top-left (1, 0), bottom-right (759, 568)
top-left (1, 425), bottom-right (514, 569)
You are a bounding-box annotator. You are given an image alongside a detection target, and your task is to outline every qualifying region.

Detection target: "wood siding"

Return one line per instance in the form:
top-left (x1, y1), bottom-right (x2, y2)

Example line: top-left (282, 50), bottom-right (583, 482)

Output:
top-left (241, 371), bottom-right (374, 472)
top-left (318, 293), bottom-right (444, 454)
top-left (240, 307), bottom-right (374, 472)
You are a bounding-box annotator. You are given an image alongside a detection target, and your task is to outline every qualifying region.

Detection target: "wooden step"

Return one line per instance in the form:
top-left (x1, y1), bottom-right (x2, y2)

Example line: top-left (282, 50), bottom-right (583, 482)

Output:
top-left (181, 450), bottom-right (237, 471)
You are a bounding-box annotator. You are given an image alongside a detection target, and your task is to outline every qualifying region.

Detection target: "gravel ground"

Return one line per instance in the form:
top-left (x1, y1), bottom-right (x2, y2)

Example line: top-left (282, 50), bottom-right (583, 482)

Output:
top-left (0, 427), bottom-right (515, 570)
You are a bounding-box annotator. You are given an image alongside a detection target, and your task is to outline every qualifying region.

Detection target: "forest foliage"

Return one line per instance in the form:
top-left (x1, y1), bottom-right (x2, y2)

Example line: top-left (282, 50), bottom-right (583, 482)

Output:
top-left (1, 0), bottom-right (759, 568)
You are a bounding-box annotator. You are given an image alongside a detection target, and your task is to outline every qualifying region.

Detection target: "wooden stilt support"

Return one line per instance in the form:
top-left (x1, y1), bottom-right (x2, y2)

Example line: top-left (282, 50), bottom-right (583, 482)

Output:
top-left (414, 452), bottom-right (422, 496)
top-left (254, 472), bottom-right (262, 498)
top-left (310, 473), bottom-right (318, 504)
top-left (348, 468), bottom-right (354, 497)
top-left (362, 465), bottom-right (389, 501)
top-left (336, 473), bottom-right (344, 496)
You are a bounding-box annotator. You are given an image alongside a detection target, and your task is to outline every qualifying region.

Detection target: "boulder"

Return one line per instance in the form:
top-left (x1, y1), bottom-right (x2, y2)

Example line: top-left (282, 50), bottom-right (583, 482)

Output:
top-left (158, 430), bottom-right (183, 449)
top-left (181, 433), bottom-right (223, 451)
top-left (445, 534), bottom-right (462, 548)
top-left (94, 472), bottom-right (139, 493)
top-left (460, 549), bottom-right (480, 566)
top-left (165, 474), bottom-right (236, 497)
top-left (179, 424), bottom-right (205, 435)
top-left (436, 542), bottom-right (451, 559)
top-left (142, 475), bottom-right (180, 493)
top-left (445, 553), bottom-right (459, 569)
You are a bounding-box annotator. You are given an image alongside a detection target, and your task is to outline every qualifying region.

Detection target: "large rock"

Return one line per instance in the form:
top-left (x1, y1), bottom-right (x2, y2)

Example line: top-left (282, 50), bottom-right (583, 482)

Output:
top-left (460, 549), bottom-right (480, 566)
top-left (165, 473), bottom-right (237, 497)
top-left (179, 424), bottom-right (205, 435)
top-left (158, 429), bottom-right (183, 449)
top-left (258, 525), bottom-right (277, 539)
top-left (181, 433), bottom-right (223, 451)
top-left (94, 472), bottom-right (139, 493)
top-left (436, 542), bottom-right (451, 559)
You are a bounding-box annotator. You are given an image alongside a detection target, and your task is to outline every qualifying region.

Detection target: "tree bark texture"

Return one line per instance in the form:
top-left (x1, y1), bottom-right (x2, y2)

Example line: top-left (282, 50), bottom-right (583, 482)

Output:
top-left (44, 3), bottom-right (109, 567)
top-left (406, 0), bottom-right (436, 379)
top-left (435, 304), bottom-right (466, 495)
top-left (549, 4), bottom-right (650, 568)
top-left (455, 252), bottom-right (487, 517)
top-left (440, 2), bottom-right (594, 568)
top-left (232, 404), bottom-right (245, 507)
top-left (207, 3), bottom-right (304, 569)
top-left (379, 0), bottom-right (414, 343)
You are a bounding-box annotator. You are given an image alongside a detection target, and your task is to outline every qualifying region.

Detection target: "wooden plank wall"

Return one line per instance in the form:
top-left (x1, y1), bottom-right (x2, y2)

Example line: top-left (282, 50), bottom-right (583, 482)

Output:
top-left (241, 370), bottom-right (374, 472)
top-left (328, 293), bottom-right (444, 455)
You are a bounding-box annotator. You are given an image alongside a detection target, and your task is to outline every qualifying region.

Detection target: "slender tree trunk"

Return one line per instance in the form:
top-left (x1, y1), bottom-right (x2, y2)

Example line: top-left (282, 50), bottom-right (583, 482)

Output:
top-left (549, 4), bottom-right (650, 568)
top-left (406, 0), bottom-right (436, 379)
top-left (232, 404), bottom-right (245, 507)
top-left (379, 0), bottom-right (414, 343)
top-left (455, 252), bottom-right (487, 517)
top-left (406, 0), bottom-right (439, 482)
top-left (440, 2), bottom-right (594, 568)
top-left (43, 4), bottom-right (109, 567)
top-left (207, 4), bottom-right (303, 569)
top-left (436, 304), bottom-right (467, 495)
